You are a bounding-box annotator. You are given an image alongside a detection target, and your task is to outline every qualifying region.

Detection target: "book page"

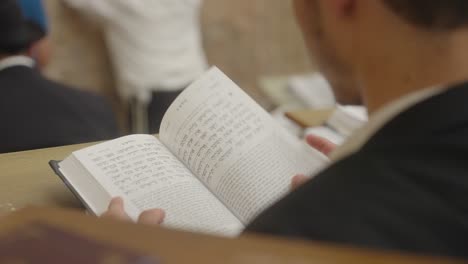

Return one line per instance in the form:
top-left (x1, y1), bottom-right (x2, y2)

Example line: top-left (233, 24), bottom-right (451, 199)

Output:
top-left (160, 68), bottom-right (328, 224)
top-left (72, 134), bottom-right (243, 236)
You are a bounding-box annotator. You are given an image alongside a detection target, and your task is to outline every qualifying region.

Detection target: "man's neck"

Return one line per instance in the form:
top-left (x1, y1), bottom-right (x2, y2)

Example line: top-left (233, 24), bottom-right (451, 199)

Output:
top-left (359, 32), bottom-right (468, 114)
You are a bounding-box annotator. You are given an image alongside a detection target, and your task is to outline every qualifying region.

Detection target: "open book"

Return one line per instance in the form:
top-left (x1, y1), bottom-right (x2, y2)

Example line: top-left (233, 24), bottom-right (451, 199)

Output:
top-left (50, 67), bottom-right (328, 237)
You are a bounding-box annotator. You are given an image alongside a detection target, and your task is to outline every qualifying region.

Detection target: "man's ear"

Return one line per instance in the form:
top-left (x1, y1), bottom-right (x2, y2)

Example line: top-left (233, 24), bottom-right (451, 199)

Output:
top-left (324, 0), bottom-right (357, 18)
top-left (27, 38), bottom-right (51, 70)
top-left (26, 43), bottom-right (37, 59)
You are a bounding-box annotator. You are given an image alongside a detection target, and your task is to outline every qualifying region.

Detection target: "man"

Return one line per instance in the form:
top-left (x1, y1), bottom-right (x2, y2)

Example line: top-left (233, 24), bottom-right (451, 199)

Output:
top-left (0, 0), bottom-right (119, 153)
top-left (16, 0), bottom-right (51, 69)
top-left (104, 0), bottom-right (468, 258)
top-left (63, 0), bottom-right (208, 133)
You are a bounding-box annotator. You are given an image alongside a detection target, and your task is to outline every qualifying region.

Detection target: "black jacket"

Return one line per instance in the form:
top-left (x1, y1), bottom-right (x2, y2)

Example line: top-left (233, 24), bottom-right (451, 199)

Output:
top-left (0, 66), bottom-right (119, 153)
top-left (247, 82), bottom-right (468, 258)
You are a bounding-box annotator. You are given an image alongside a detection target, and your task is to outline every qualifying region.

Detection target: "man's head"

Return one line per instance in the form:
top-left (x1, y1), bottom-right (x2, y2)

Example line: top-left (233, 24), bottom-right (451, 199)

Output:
top-left (293, 0), bottom-right (468, 108)
top-left (0, 0), bottom-right (46, 57)
top-left (383, 0), bottom-right (468, 30)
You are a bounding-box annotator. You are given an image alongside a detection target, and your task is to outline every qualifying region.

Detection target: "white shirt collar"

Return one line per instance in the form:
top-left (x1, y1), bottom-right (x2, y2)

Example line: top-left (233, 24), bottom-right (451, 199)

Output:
top-left (330, 86), bottom-right (445, 162)
top-left (0, 55), bottom-right (35, 72)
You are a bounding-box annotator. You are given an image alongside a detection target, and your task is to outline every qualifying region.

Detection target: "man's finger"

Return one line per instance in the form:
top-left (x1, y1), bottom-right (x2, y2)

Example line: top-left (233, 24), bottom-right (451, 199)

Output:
top-left (306, 134), bottom-right (336, 156)
top-left (291, 174), bottom-right (309, 191)
top-left (101, 197), bottom-right (132, 222)
top-left (138, 209), bottom-right (166, 225)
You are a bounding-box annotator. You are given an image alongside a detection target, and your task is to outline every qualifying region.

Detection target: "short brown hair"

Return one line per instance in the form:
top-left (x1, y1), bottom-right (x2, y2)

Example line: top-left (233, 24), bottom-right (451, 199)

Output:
top-left (383, 0), bottom-right (468, 30)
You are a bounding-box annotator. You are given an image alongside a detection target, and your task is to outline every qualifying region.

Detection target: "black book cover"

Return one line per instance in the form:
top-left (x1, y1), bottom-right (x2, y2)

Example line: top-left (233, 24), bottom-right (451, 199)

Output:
top-left (49, 160), bottom-right (94, 215)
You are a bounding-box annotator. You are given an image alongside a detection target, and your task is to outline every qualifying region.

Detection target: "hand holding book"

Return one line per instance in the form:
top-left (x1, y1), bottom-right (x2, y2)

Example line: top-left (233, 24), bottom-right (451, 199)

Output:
top-left (101, 197), bottom-right (165, 225)
top-left (102, 177), bottom-right (300, 226)
top-left (291, 134), bottom-right (336, 190)
top-left (51, 67), bottom-right (328, 236)
top-left (100, 134), bottom-right (335, 226)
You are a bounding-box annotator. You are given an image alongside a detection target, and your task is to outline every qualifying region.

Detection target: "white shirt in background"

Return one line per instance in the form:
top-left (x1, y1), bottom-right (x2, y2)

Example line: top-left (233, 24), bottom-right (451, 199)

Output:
top-left (63, 0), bottom-right (208, 103)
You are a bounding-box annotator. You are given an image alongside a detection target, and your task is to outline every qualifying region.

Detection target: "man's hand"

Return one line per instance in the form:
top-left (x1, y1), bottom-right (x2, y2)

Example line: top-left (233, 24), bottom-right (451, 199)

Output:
top-left (291, 174), bottom-right (310, 191)
top-left (290, 134), bottom-right (338, 191)
top-left (101, 197), bottom-right (165, 225)
top-left (305, 134), bottom-right (337, 157)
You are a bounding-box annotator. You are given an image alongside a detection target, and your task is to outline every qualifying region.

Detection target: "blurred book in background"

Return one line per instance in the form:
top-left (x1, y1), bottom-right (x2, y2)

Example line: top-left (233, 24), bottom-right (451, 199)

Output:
top-left (287, 73), bottom-right (336, 109)
top-left (326, 105), bottom-right (368, 138)
top-left (261, 72), bottom-right (367, 144)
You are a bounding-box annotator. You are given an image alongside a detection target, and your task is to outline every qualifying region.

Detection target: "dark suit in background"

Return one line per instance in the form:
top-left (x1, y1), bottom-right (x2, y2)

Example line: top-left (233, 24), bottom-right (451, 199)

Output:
top-left (247, 82), bottom-right (468, 258)
top-left (0, 65), bottom-right (119, 153)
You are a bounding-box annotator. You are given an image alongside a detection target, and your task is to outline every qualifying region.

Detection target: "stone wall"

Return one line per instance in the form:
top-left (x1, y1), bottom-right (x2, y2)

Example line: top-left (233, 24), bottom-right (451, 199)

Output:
top-left (43, 0), bottom-right (313, 115)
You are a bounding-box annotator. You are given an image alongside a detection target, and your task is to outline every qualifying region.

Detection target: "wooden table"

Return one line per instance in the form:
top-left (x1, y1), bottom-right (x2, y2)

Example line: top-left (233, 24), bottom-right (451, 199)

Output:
top-left (0, 143), bottom-right (97, 212)
top-left (0, 207), bottom-right (463, 264)
top-left (0, 143), bottom-right (465, 263)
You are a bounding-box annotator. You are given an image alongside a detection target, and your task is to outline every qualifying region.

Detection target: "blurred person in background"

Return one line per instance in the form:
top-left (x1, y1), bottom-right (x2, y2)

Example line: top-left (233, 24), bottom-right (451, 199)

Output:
top-left (63, 0), bottom-right (208, 134)
top-left (17, 0), bottom-right (51, 69)
top-left (0, 0), bottom-right (119, 153)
